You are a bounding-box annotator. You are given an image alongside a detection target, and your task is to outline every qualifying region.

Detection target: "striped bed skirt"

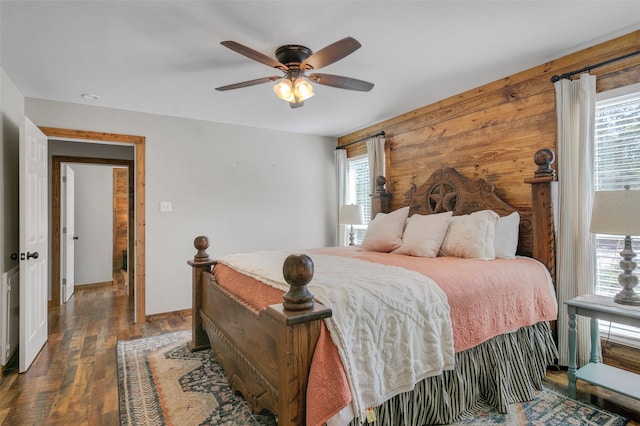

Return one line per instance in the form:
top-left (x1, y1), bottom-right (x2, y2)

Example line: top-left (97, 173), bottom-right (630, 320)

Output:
top-left (348, 321), bottom-right (558, 425)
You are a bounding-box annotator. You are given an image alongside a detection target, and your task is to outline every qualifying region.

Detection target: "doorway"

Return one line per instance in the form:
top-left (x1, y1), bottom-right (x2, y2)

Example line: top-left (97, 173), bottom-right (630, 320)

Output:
top-left (41, 127), bottom-right (146, 322)
top-left (51, 157), bottom-right (135, 306)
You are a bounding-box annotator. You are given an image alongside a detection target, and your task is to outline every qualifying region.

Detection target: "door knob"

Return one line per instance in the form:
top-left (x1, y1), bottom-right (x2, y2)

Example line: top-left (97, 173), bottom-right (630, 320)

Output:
top-left (10, 252), bottom-right (18, 261)
top-left (73, 236), bottom-right (79, 240)
top-left (27, 251), bottom-right (39, 260)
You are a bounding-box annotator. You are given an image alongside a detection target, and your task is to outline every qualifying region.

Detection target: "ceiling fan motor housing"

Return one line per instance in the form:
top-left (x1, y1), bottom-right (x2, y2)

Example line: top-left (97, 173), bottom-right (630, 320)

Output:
top-left (275, 45), bottom-right (313, 69)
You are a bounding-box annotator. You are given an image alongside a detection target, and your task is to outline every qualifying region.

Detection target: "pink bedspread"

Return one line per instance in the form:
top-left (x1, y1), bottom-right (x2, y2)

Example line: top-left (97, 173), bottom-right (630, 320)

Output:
top-left (213, 247), bottom-right (557, 426)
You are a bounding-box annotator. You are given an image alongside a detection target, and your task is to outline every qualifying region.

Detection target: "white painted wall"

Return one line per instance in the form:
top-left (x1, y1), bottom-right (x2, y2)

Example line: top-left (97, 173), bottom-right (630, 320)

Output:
top-left (70, 164), bottom-right (114, 285)
top-left (26, 98), bottom-right (338, 315)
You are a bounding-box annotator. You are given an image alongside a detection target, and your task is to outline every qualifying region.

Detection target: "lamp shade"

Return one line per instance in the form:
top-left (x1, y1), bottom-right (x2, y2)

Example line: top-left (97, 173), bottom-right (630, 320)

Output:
top-left (339, 204), bottom-right (365, 225)
top-left (590, 189), bottom-right (640, 236)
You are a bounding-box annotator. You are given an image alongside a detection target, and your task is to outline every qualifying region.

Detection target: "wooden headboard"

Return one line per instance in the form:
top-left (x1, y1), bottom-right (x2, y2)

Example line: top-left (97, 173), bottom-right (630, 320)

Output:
top-left (371, 149), bottom-right (557, 281)
top-left (400, 167), bottom-right (533, 257)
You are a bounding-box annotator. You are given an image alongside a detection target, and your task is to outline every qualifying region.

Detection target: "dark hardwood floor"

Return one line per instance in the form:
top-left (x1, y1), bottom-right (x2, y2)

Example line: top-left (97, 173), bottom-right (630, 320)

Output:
top-left (1, 283), bottom-right (638, 425)
top-left (0, 284), bottom-right (189, 425)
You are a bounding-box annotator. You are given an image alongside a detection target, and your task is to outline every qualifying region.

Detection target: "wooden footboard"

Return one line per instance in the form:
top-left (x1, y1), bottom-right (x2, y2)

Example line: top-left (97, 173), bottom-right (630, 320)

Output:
top-left (188, 237), bottom-right (331, 425)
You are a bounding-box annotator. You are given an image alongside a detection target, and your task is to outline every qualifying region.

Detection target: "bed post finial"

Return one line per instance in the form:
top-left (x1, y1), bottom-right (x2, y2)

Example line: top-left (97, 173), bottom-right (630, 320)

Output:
top-left (193, 236), bottom-right (210, 261)
top-left (282, 254), bottom-right (315, 311)
top-left (533, 148), bottom-right (556, 178)
top-left (371, 175), bottom-right (392, 217)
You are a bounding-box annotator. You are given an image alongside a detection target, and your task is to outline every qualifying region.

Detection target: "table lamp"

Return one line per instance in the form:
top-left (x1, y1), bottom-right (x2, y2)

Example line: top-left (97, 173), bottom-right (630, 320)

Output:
top-left (339, 204), bottom-right (365, 246)
top-left (590, 186), bottom-right (640, 306)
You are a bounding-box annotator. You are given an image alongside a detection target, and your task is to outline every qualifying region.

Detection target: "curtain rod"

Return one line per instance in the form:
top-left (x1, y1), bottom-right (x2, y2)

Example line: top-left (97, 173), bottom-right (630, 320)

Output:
top-left (550, 49), bottom-right (640, 82)
top-left (336, 131), bottom-right (385, 150)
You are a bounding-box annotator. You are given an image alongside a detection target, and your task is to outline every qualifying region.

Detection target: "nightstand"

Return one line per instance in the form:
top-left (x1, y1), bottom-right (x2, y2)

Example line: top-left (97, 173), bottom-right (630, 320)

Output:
top-left (566, 294), bottom-right (640, 402)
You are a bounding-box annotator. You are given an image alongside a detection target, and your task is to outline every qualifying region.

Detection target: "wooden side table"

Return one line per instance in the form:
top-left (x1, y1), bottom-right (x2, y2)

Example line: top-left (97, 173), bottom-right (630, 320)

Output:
top-left (566, 294), bottom-right (640, 401)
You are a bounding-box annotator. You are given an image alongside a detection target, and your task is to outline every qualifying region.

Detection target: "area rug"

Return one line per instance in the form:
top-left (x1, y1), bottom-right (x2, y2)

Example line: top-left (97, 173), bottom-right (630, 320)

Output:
top-left (452, 386), bottom-right (628, 426)
top-left (117, 330), bottom-right (628, 426)
top-left (117, 330), bottom-right (276, 425)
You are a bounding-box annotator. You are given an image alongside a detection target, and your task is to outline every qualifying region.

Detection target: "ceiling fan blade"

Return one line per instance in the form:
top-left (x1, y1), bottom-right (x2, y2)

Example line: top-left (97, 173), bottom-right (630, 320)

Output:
top-left (309, 73), bottom-right (374, 92)
top-left (301, 37), bottom-right (361, 70)
top-left (215, 75), bottom-right (282, 91)
top-left (221, 41), bottom-right (288, 70)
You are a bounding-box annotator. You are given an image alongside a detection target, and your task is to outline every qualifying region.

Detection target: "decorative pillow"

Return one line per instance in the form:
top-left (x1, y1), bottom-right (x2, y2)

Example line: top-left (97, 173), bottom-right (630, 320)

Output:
top-left (439, 210), bottom-right (499, 260)
top-left (393, 212), bottom-right (453, 257)
top-left (361, 206), bottom-right (410, 252)
top-left (494, 212), bottom-right (520, 259)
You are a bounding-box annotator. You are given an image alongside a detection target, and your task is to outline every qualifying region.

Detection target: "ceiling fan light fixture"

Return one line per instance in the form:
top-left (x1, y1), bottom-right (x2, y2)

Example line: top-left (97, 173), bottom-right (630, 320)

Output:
top-left (273, 79), bottom-right (293, 101)
top-left (293, 77), bottom-right (314, 102)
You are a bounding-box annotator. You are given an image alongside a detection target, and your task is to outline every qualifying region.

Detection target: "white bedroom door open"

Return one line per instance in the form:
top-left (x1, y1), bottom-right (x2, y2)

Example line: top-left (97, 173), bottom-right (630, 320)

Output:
top-left (62, 164), bottom-right (76, 303)
top-left (19, 117), bottom-right (49, 373)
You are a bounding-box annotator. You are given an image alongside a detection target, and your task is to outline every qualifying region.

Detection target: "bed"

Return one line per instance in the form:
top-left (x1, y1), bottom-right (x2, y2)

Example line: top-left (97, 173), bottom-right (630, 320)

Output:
top-left (187, 149), bottom-right (558, 426)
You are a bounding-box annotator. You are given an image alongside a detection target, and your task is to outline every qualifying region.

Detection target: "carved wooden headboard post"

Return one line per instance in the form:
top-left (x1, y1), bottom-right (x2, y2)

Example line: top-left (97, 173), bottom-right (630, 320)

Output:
top-left (371, 175), bottom-right (392, 218)
top-left (524, 149), bottom-right (558, 285)
top-left (188, 236), bottom-right (216, 352)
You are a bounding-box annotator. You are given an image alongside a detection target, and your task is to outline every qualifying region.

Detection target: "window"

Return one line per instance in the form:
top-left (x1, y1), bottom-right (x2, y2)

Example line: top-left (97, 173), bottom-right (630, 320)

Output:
top-left (594, 82), bottom-right (640, 345)
top-left (346, 155), bottom-right (371, 244)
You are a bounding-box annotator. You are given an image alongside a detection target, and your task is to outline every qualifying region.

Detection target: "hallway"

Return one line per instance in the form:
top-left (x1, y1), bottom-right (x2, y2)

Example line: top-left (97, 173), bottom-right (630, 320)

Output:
top-left (0, 285), bottom-right (190, 425)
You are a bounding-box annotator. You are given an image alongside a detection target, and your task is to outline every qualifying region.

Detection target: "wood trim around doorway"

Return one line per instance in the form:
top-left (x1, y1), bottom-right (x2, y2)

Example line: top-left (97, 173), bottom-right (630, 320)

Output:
top-left (42, 127), bottom-right (146, 323)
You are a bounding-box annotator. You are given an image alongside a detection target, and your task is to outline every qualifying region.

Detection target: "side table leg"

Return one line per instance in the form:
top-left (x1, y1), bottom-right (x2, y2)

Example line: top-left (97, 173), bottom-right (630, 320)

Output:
top-left (568, 309), bottom-right (577, 398)
top-left (589, 317), bottom-right (600, 363)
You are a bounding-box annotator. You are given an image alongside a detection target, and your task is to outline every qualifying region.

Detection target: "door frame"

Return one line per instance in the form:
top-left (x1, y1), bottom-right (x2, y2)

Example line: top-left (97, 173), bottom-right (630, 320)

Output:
top-left (51, 157), bottom-right (135, 303)
top-left (42, 127), bottom-right (146, 323)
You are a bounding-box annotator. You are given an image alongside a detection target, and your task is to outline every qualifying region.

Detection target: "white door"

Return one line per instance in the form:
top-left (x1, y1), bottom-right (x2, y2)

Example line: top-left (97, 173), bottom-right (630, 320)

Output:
top-left (61, 165), bottom-right (75, 303)
top-left (19, 117), bottom-right (48, 373)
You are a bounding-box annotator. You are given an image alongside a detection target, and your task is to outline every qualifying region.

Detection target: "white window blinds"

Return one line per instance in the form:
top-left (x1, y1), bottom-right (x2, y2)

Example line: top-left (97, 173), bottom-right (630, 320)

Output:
top-left (594, 88), bottom-right (640, 345)
top-left (594, 90), bottom-right (640, 296)
top-left (595, 92), bottom-right (640, 190)
top-left (347, 155), bottom-right (371, 245)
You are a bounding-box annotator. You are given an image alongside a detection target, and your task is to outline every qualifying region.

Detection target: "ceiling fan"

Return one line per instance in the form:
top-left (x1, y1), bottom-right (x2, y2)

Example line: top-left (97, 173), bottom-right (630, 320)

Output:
top-left (215, 37), bottom-right (374, 108)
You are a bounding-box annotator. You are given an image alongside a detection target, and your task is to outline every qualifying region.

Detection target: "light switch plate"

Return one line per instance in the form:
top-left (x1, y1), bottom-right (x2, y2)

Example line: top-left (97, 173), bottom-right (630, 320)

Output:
top-left (160, 201), bottom-right (172, 212)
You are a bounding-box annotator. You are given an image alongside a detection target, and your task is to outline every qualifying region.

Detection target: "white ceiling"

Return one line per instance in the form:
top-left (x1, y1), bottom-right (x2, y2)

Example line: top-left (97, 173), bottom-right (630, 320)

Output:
top-left (2, 1), bottom-right (640, 137)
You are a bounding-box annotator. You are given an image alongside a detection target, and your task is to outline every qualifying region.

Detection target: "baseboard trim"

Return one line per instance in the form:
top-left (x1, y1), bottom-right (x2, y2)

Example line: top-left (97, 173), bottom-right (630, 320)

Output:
top-left (75, 281), bottom-right (113, 290)
top-left (146, 309), bottom-right (192, 322)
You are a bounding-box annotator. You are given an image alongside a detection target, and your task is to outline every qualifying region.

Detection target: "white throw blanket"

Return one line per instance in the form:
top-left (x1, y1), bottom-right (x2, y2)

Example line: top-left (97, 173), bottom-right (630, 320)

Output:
top-left (217, 251), bottom-right (455, 419)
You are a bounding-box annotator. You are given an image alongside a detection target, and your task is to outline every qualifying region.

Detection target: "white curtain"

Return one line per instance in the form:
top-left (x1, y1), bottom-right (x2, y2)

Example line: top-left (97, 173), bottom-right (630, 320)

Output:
top-left (366, 134), bottom-right (386, 195)
top-left (554, 73), bottom-right (598, 367)
top-left (335, 148), bottom-right (348, 247)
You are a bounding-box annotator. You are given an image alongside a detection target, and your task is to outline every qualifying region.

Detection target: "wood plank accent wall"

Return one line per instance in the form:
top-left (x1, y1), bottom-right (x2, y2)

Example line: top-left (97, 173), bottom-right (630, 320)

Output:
top-left (338, 30), bottom-right (640, 215)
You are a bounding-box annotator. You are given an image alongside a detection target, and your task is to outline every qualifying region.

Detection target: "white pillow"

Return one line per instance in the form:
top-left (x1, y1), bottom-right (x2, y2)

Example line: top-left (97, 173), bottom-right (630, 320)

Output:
top-left (440, 210), bottom-right (499, 260)
top-left (494, 212), bottom-right (520, 259)
top-left (361, 206), bottom-right (410, 252)
top-left (393, 212), bottom-right (453, 257)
